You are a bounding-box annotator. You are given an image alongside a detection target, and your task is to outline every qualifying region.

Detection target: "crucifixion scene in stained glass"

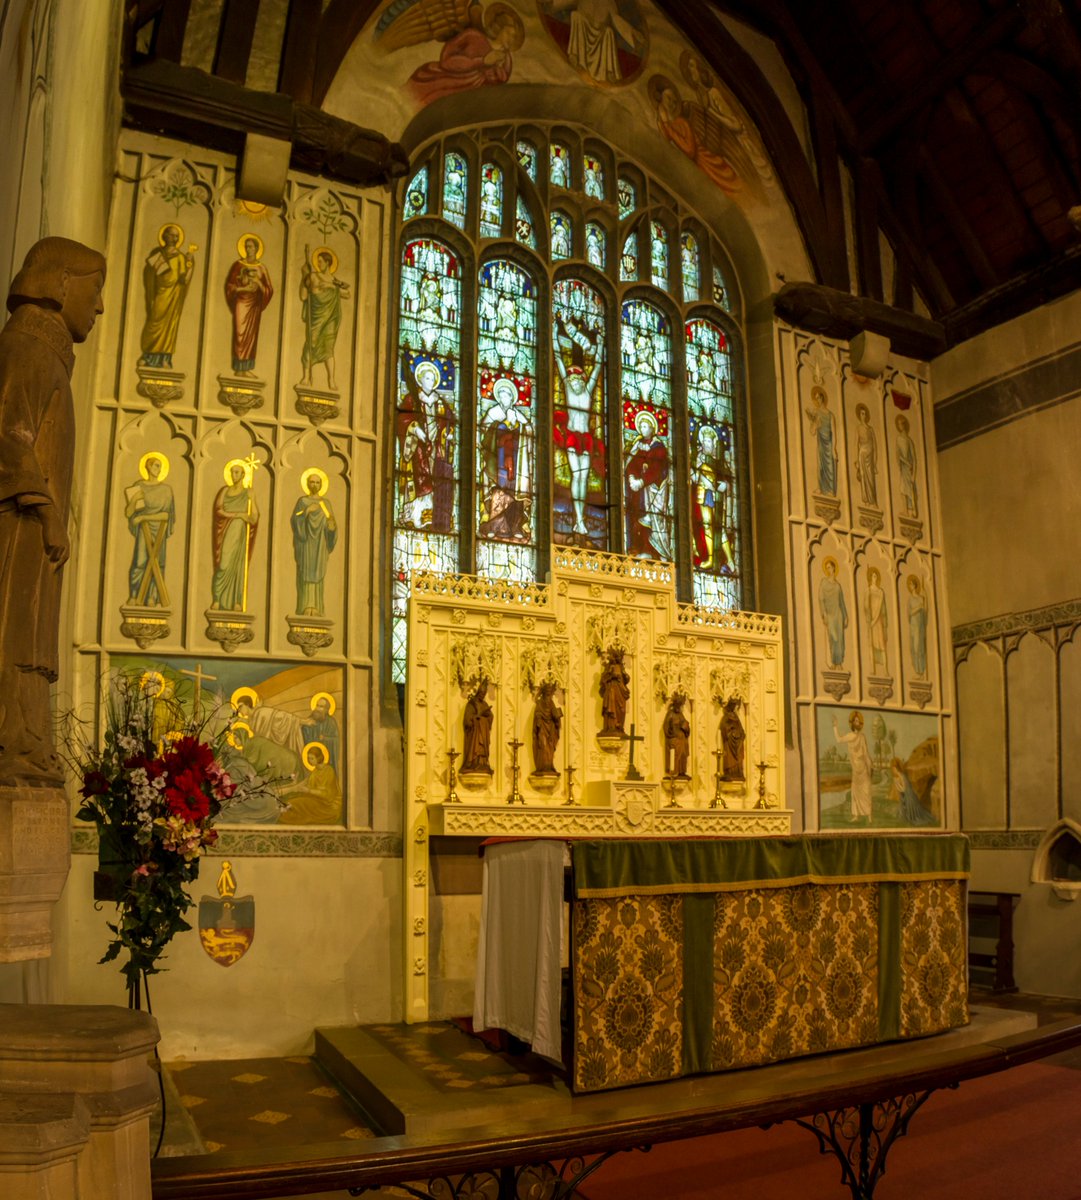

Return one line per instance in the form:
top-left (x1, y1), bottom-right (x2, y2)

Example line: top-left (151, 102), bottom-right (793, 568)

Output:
top-left (393, 126), bottom-right (747, 680)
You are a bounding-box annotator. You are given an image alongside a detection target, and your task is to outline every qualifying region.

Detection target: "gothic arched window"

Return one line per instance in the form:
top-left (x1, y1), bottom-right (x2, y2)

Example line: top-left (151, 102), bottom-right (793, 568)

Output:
top-left (391, 128), bottom-right (747, 682)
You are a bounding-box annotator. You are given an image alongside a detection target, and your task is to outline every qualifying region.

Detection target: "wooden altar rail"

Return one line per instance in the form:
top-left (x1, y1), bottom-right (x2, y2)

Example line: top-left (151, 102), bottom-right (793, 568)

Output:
top-left (151, 1017), bottom-right (1081, 1200)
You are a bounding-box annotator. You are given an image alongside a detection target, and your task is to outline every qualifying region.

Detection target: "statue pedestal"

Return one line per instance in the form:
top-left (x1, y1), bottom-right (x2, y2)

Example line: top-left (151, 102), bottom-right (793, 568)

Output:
top-left (0, 787), bottom-right (70, 963)
top-left (216, 374), bottom-right (265, 416)
top-left (285, 613), bottom-right (334, 657)
top-left (293, 384), bottom-right (340, 425)
top-left (204, 608), bottom-right (254, 653)
top-left (135, 365), bottom-right (184, 407)
top-left (899, 514), bottom-right (924, 544)
top-left (0, 1003), bottom-right (159, 1200)
top-left (820, 666), bottom-right (852, 701)
top-left (528, 771), bottom-right (560, 794)
top-left (908, 679), bottom-right (934, 709)
top-left (119, 603), bottom-right (171, 649)
top-left (812, 491), bottom-right (841, 523)
top-left (857, 503), bottom-right (884, 533)
top-left (867, 673), bottom-right (894, 705)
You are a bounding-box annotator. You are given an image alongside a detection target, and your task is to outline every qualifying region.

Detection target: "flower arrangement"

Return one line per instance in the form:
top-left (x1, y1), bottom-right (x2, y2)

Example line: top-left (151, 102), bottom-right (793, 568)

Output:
top-left (68, 673), bottom-right (253, 1000)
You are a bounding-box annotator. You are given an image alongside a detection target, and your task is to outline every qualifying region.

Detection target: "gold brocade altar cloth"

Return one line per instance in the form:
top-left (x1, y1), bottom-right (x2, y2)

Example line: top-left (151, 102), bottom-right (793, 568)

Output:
top-left (568, 833), bottom-right (970, 1092)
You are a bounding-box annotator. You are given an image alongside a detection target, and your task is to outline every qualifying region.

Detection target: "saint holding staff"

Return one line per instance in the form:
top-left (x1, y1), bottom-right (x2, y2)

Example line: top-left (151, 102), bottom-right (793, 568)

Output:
top-left (124, 451), bottom-right (175, 606)
top-left (210, 456), bottom-right (260, 612)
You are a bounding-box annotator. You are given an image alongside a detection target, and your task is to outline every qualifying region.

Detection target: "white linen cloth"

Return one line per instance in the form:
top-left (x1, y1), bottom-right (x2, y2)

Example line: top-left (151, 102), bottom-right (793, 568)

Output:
top-left (472, 839), bottom-right (568, 1064)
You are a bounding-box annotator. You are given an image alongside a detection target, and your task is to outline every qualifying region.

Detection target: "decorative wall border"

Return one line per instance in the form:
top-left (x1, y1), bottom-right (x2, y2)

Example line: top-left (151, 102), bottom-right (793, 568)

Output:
top-left (953, 597), bottom-right (1081, 647)
top-left (71, 827), bottom-right (402, 858)
top-left (964, 830), bottom-right (1042, 850)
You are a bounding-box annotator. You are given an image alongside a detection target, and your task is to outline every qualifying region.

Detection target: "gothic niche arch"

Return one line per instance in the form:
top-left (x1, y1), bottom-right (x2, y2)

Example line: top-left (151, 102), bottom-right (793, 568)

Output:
top-left (389, 123), bottom-right (752, 682)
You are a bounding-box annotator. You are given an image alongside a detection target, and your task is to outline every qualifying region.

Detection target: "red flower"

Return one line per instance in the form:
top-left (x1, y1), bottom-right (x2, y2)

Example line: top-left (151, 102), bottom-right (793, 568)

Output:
top-left (164, 779), bottom-right (210, 822)
top-left (80, 771), bottom-right (111, 799)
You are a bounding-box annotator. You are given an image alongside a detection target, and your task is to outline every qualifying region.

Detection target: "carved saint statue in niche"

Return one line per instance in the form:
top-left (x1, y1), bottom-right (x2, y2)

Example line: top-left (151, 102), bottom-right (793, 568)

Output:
top-left (125, 451), bottom-right (175, 607)
top-left (720, 695), bottom-right (745, 781)
top-left (599, 647), bottom-right (630, 735)
top-left (462, 680), bottom-right (494, 773)
top-left (662, 693), bottom-right (690, 779)
top-left (531, 681), bottom-right (562, 775)
top-left (290, 469), bottom-right (338, 616)
top-left (0, 237), bottom-right (105, 781)
top-left (225, 234), bottom-right (273, 377)
top-left (139, 223), bottom-right (195, 369)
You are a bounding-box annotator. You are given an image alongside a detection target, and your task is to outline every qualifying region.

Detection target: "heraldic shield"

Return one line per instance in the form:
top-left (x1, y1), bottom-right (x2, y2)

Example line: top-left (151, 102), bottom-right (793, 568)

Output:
top-left (199, 860), bottom-right (255, 966)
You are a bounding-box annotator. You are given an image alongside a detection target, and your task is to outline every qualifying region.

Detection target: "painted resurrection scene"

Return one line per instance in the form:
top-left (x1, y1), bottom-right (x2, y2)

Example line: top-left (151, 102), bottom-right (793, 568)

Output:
top-left (815, 705), bottom-right (941, 831)
top-left (109, 655), bottom-right (345, 826)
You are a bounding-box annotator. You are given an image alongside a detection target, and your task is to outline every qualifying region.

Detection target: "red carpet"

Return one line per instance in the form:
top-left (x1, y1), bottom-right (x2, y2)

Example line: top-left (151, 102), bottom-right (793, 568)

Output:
top-left (578, 1063), bottom-right (1081, 1199)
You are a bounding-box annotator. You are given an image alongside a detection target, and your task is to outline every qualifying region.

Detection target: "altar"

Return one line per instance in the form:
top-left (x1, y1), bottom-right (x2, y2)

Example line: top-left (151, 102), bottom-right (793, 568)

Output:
top-left (403, 547), bottom-right (790, 1023)
top-left (473, 833), bottom-right (970, 1093)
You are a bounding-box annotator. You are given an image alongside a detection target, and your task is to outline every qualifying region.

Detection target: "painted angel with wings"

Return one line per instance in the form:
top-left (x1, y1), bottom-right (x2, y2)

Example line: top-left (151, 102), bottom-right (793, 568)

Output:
top-left (376, 0), bottom-right (526, 106)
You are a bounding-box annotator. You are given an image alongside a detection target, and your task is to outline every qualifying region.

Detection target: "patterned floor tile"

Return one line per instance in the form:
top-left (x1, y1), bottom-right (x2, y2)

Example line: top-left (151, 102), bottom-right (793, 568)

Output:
top-left (232, 1072), bottom-right (268, 1084)
top-left (250, 1110), bottom-right (291, 1125)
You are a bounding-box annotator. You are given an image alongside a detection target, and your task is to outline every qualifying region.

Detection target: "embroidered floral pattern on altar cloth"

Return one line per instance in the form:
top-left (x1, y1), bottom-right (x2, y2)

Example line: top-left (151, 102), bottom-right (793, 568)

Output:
top-left (899, 879), bottom-right (968, 1036)
top-left (711, 883), bottom-right (879, 1071)
top-left (572, 895), bottom-right (683, 1092)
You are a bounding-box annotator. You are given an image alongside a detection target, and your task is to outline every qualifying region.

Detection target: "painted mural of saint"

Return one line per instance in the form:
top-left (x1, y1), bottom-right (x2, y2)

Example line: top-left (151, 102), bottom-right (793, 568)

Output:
top-left (139, 224), bottom-right (195, 369)
top-left (291, 469), bottom-right (338, 616)
top-left (124, 451), bottom-right (175, 607)
top-left (805, 386), bottom-right (838, 495)
top-left (279, 742), bottom-right (341, 825)
top-left (854, 403), bottom-right (878, 506)
top-left (866, 567), bottom-right (888, 674)
top-left (818, 556), bottom-right (847, 668)
top-left (210, 458), bottom-right (259, 612)
top-left (225, 234), bottom-right (273, 377)
top-left (833, 711), bottom-right (872, 824)
top-left (300, 246), bottom-right (350, 391)
top-left (907, 575), bottom-right (928, 678)
top-left (896, 413), bottom-right (919, 516)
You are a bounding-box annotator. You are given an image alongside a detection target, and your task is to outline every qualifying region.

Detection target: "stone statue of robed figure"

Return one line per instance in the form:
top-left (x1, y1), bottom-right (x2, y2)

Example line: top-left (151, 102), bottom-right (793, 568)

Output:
top-left (0, 237), bottom-right (105, 782)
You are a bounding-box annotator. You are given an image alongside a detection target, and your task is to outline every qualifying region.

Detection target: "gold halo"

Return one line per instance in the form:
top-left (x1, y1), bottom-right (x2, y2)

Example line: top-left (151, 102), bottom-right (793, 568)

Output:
top-left (302, 467), bottom-right (329, 497)
top-left (302, 740), bottom-right (329, 770)
top-left (230, 686), bottom-right (260, 711)
top-left (158, 223), bottom-right (184, 246)
top-left (226, 720), bottom-right (254, 749)
top-left (311, 245), bottom-right (338, 273)
top-left (822, 556), bottom-right (838, 572)
top-left (237, 232), bottom-right (264, 260)
top-left (139, 670), bottom-right (166, 695)
top-left (138, 451), bottom-right (170, 482)
top-left (224, 457), bottom-right (255, 487)
top-left (310, 691), bottom-right (336, 716)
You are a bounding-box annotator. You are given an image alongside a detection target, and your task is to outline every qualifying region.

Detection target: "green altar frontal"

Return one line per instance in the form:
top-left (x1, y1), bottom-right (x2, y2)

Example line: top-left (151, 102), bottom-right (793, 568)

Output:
top-left (569, 834), bottom-right (970, 1093)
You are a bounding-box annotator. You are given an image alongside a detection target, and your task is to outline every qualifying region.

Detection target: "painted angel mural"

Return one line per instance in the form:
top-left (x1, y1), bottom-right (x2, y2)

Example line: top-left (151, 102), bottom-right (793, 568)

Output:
top-left (375, 0), bottom-right (526, 106)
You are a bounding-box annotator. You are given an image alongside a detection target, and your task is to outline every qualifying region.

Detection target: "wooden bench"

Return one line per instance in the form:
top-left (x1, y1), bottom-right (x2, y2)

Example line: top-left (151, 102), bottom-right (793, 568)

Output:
top-left (968, 890), bottom-right (1020, 993)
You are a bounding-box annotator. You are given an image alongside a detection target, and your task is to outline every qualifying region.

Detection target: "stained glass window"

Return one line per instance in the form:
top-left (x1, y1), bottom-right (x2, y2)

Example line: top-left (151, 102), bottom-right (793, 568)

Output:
top-left (392, 130), bottom-right (748, 683)
top-left (515, 196), bottom-right (537, 248)
top-left (553, 279), bottom-right (608, 549)
top-left (442, 152), bottom-right (467, 229)
top-left (681, 233), bottom-right (700, 302)
top-left (650, 221), bottom-right (669, 290)
top-left (584, 155), bottom-right (605, 200)
top-left (480, 162), bottom-right (503, 238)
top-left (550, 143), bottom-right (570, 188)
top-left (517, 140), bottom-right (538, 180)
top-left (621, 300), bottom-right (673, 560)
top-left (393, 237), bottom-right (462, 682)
top-left (550, 211), bottom-right (572, 259)
top-left (404, 166), bottom-right (428, 220)
top-left (476, 260), bottom-right (538, 580)
top-left (712, 264), bottom-right (730, 310)
top-left (686, 318), bottom-right (738, 608)
top-left (585, 222), bottom-right (606, 268)
top-left (620, 232), bottom-right (637, 281)
top-left (617, 176), bottom-right (636, 220)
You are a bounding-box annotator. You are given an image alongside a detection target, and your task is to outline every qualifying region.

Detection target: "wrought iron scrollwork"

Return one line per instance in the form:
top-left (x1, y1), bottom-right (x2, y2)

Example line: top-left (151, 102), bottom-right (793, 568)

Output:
top-left (792, 1089), bottom-right (944, 1199)
top-left (349, 1150), bottom-right (628, 1199)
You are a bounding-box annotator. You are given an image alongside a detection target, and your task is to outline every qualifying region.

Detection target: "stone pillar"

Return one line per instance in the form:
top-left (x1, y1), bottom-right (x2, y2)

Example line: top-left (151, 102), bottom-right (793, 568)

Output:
top-left (0, 1003), bottom-right (159, 1200)
top-left (0, 787), bottom-right (71, 962)
top-left (0, 1092), bottom-right (90, 1199)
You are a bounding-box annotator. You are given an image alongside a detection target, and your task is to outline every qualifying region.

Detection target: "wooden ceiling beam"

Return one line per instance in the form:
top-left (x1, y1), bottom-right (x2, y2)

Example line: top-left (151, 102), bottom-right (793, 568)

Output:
top-left (916, 147), bottom-right (1001, 291)
top-left (857, 4), bottom-right (1025, 155)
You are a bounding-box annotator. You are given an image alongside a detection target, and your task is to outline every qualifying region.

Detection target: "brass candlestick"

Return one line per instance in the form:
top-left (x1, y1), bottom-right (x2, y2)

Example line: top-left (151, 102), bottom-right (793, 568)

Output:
top-left (755, 760), bottom-right (770, 810)
top-left (564, 764), bottom-right (577, 806)
top-left (507, 736), bottom-right (524, 804)
top-left (445, 746), bottom-right (460, 804)
top-left (663, 773), bottom-right (681, 808)
top-left (711, 748), bottom-right (727, 809)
